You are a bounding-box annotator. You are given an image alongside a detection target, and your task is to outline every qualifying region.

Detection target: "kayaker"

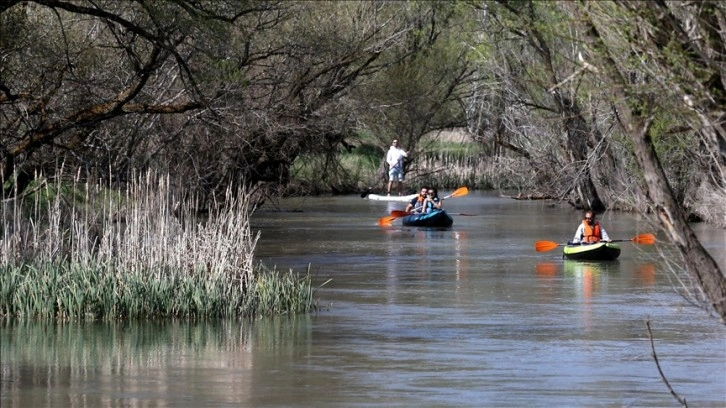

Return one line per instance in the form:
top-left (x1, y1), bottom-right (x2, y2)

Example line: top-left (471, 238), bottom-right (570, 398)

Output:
top-left (571, 211), bottom-right (611, 244)
top-left (423, 188), bottom-right (442, 213)
top-left (429, 188), bottom-right (443, 211)
top-left (386, 139), bottom-right (408, 196)
top-left (423, 190), bottom-right (437, 214)
top-left (405, 186), bottom-right (429, 214)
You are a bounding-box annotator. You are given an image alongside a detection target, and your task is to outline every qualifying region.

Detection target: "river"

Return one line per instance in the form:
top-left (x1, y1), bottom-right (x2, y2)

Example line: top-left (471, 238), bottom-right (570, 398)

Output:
top-left (1, 192), bottom-right (725, 407)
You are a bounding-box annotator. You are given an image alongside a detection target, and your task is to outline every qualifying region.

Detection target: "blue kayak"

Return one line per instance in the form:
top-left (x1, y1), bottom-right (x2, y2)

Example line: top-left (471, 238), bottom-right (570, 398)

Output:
top-left (401, 210), bottom-right (453, 227)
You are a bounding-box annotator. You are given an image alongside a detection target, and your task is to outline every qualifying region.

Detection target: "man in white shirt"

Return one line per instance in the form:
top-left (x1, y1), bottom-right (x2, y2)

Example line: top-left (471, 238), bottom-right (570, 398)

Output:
top-left (386, 139), bottom-right (408, 196)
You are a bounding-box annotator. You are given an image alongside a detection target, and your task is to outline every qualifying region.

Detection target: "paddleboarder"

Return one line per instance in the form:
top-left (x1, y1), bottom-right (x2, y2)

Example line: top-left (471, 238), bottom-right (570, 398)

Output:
top-left (386, 139), bottom-right (408, 196)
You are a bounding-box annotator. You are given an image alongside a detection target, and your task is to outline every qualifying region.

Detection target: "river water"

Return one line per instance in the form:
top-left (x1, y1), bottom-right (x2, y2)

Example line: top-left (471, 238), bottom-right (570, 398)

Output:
top-left (2, 192), bottom-right (725, 407)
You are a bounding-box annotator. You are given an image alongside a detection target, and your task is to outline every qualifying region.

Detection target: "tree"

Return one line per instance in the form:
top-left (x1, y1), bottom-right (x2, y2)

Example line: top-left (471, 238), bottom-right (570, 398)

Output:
top-left (1, 0), bottom-right (457, 202)
top-left (574, 0), bottom-right (726, 320)
top-left (462, 0), bottom-right (725, 319)
top-left (353, 1), bottom-right (478, 184)
top-left (467, 1), bottom-right (623, 211)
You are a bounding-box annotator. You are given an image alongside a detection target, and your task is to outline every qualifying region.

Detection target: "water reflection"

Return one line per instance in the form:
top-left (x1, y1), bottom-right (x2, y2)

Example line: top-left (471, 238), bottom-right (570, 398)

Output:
top-left (0, 317), bottom-right (313, 407)
top-left (452, 230), bottom-right (468, 285)
top-left (535, 262), bottom-right (558, 277)
top-left (563, 260), bottom-right (616, 301)
top-left (534, 260), bottom-right (661, 333)
top-left (381, 226), bottom-right (470, 304)
top-left (535, 261), bottom-right (659, 292)
top-left (635, 262), bottom-right (657, 285)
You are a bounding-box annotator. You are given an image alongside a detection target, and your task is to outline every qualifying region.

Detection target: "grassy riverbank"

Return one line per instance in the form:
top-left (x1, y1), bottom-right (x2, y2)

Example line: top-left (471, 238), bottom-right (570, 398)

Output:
top-left (0, 172), bottom-right (315, 320)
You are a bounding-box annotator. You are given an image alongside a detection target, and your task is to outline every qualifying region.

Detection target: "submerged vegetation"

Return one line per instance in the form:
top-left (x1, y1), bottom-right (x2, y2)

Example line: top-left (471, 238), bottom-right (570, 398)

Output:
top-left (0, 172), bottom-right (315, 320)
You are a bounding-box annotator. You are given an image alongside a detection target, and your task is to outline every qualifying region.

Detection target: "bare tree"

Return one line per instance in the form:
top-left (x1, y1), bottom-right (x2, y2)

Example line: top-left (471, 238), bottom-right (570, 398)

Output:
top-left (460, 0), bottom-right (725, 319)
top-left (1, 1), bottom-right (457, 202)
top-left (465, 1), bottom-right (623, 211)
top-left (575, 1), bottom-right (726, 320)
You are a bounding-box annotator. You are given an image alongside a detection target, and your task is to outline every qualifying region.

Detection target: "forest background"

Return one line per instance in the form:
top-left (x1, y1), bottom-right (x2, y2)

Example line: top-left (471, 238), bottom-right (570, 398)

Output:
top-left (1, 0), bottom-right (725, 321)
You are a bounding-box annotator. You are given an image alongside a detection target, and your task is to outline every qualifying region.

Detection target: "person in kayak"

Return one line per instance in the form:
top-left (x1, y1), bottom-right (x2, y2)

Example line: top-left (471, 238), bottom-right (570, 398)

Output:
top-left (386, 139), bottom-right (408, 196)
top-left (425, 188), bottom-right (443, 213)
top-left (571, 210), bottom-right (611, 244)
top-left (405, 186), bottom-right (429, 214)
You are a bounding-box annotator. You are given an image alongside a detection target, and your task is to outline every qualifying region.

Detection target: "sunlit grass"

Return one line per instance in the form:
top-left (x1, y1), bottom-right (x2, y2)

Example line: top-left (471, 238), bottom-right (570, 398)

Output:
top-left (0, 171), bottom-right (316, 320)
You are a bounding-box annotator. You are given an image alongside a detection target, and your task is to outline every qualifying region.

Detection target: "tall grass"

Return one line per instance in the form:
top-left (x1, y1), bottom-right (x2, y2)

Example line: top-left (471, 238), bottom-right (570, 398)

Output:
top-left (0, 170), bottom-right (315, 320)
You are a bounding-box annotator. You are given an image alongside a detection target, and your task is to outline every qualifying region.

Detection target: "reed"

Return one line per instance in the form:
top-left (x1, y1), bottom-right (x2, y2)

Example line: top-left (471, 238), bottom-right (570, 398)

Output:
top-left (414, 154), bottom-right (532, 191)
top-left (0, 170), bottom-right (315, 320)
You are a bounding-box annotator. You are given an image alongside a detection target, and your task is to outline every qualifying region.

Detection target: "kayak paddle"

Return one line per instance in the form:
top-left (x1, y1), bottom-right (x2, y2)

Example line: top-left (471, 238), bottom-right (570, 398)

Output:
top-left (611, 234), bottom-right (657, 244)
top-left (390, 210), bottom-right (476, 217)
top-left (534, 233), bottom-right (656, 252)
top-left (377, 216), bottom-right (398, 226)
top-left (443, 186), bottom-right (469, 199)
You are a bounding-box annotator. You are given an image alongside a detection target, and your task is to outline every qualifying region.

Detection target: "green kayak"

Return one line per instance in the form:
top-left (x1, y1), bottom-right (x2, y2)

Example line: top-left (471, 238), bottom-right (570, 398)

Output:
top-left (563, 242), bottom-right (621, 261)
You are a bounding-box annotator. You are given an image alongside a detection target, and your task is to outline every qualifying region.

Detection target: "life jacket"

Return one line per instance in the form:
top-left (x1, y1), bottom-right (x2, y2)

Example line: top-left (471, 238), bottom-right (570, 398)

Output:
top-left (582, 220), bottom-right (602, 243)
top-left (412, 195), bottom-right (425, 213)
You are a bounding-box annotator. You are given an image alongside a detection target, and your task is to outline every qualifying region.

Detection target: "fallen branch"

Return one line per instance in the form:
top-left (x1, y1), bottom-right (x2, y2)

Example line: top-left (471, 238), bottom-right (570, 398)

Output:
top-left (646, 319), bottom-right (688, 407)
top-left (500, 192), bottom-right (557, 200)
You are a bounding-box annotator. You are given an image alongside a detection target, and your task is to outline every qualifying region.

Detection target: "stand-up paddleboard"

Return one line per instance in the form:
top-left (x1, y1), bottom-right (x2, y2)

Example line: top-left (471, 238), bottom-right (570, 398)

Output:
top-left (367, 193), bottom-right (417, 202)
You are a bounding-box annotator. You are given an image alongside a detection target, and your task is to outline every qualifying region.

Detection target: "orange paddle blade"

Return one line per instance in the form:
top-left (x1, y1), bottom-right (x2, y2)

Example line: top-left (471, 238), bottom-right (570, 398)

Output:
top-left (377, 216), bottom-right (397, 226)
top-left (535, 241), bottom-right (560, 252)
top-left (446, 186), bottom-right (469, 199)
top-left (632, 233), bottom-right (656, 244)
top-left (390, 210), bottom-right (409, 217)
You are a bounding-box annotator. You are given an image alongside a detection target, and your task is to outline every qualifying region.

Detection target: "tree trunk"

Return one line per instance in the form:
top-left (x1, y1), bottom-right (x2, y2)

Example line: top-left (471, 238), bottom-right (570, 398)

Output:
top-left (630, 117), bottom-right (726, 321)
top-left (579, 2), bottom-right (726, 321)
top-left (553, 91), bottom-right (605, 212)
top-left (494, 0), bottom-right (607, 211)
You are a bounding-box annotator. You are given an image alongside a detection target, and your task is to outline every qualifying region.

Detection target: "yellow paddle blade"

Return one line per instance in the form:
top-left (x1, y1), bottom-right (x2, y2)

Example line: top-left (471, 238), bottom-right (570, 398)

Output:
top-left (535, 241), bottom-right (560, 252)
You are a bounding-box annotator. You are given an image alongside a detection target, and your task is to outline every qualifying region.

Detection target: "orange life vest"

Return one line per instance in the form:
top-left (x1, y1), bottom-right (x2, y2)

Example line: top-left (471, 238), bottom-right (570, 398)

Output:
top-left (582, 220), bottom-right (602, 243)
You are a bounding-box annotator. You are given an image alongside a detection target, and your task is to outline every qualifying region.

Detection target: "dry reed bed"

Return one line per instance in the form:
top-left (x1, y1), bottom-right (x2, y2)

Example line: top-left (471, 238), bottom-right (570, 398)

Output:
top-left (414, 154), bottom-right (533, 191)
top-left (0, 171), bottom-right (313, 320)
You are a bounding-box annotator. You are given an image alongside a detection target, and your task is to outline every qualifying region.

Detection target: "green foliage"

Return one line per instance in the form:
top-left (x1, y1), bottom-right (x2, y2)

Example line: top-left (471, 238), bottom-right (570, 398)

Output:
top-left (246, 266), bottom-right (315, 316)
top-left (2, 0), bottom-right (723, 229)
top-left (0, 261), bottom-right (314, 320)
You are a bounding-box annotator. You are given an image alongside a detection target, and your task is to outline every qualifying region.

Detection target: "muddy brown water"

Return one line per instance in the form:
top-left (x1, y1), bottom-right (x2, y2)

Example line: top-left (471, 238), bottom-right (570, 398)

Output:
top-left (2, 192), bottom-right (725, 407)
